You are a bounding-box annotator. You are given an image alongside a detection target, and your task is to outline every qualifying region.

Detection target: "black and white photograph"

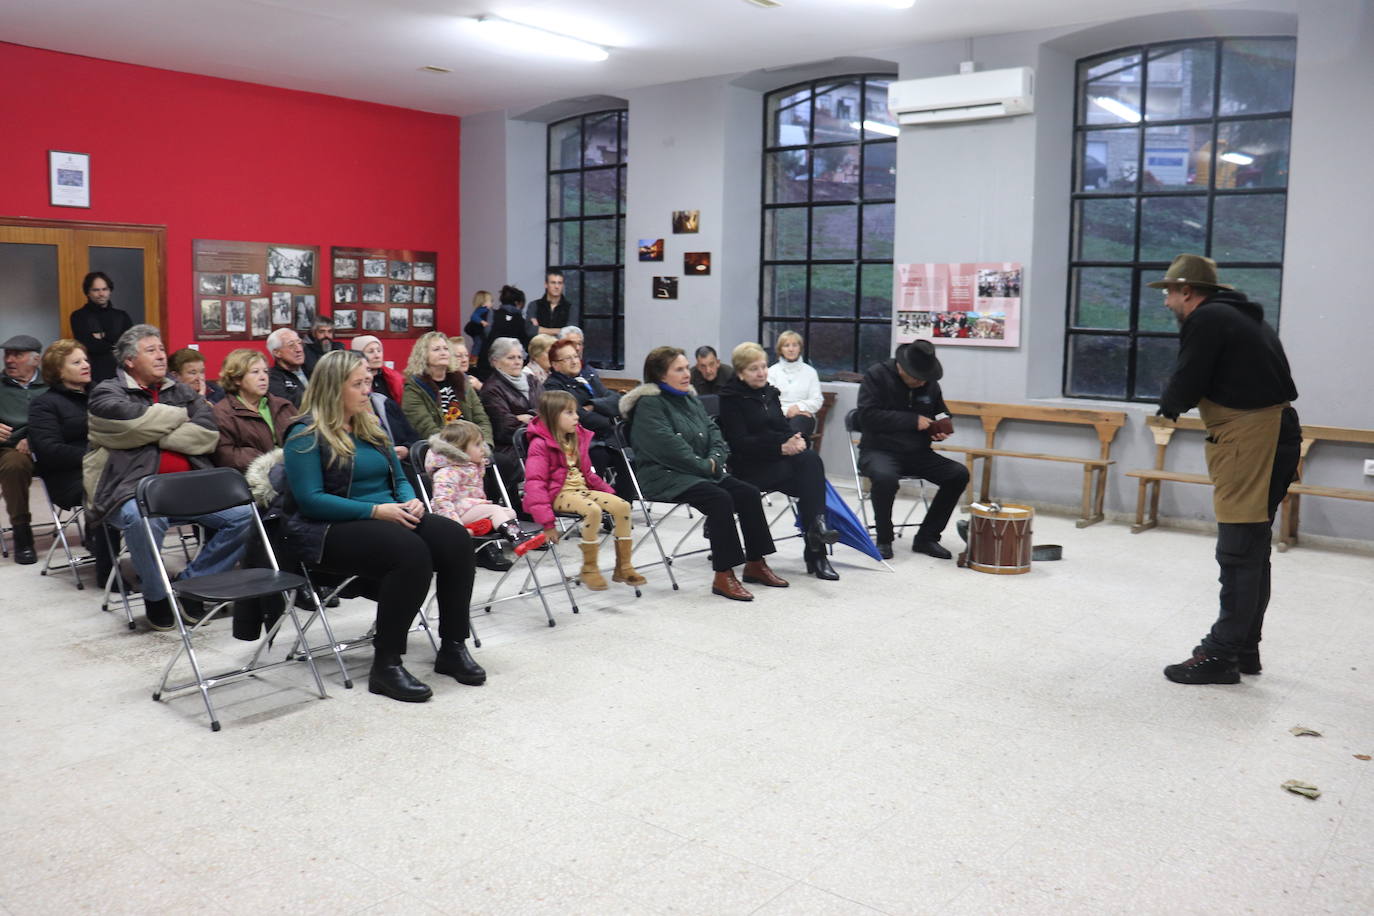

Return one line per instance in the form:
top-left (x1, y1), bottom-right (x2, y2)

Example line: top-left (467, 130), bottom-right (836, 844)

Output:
top-left (251, 298), bottom-right (271, 336)
top-left (362, 309), bottom-right (385, 332)
top-left (230, 273), bottom-right (262, 296)
top-left (200, 298), bottom-right (222, 331)
top-left (361, 283), bottom-right (385, 303)
top-left (412, 261), bottom-right (435, 282)
top-left (388, 308), bottom-right (409, 334)
top-left (363, 258), bottom-right (388, 278)
top-left (271, 291), bottom-right (292, 326)
top-left (412, 308), bottom-right (434, 328)
top-left (334, 284), bottom-right (357, 304)
top-left (388, 260), bottom-right (412, 281)
top-left (224, 300), bottom-right (247, 333)
top-left (653, 276), bottom-right (679, 300)
top-left (333, 308), bottom-right (357, 331)
top-left (267, 245), bottom-right (315, 287)
top-left (49, 150), bottom-right (91, 207)
top-left (389, 284), bottom-right (413, 304)
top-left (198, 274), bottom-right (227, 295)
top-left (333, 258), bottom-right (360, 279)
top-left (293, 294), bottom-right (316, 330)
top-left (412, 285), bottom-right (436, 305)
top-left (672, 209), bottom-right (700, 233)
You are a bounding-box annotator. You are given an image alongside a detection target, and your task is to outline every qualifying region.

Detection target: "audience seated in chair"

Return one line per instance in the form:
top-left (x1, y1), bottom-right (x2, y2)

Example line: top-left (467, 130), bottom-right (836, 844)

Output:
top-left (1, 333), bottom-right (48, 565)
top-left (169, 347), bottom-right (225, 404)
top-left (768, 330), bottom-right (823, 440)
top-left (266, 327), bottom-right (308, 408)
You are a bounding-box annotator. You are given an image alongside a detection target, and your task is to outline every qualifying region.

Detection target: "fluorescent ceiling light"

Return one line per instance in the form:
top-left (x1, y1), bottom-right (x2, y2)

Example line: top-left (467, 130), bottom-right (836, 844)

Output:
top-left (851, 119), bottom-right (900, 136)
top-left (1219, 151), bottom-right (1255, 165)
top-left (472, 16), bottom-right (610, 62)
top-left (1090, 96), bottom-right (1140, 123)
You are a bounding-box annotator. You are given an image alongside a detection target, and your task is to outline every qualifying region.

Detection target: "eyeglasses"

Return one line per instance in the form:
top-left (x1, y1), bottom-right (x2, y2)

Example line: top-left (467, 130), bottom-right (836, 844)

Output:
top-left (554, 355), bottom-right (579, 364)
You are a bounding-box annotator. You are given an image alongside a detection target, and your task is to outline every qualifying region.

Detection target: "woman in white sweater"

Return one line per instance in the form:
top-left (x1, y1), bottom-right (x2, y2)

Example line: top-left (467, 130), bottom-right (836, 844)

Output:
top-left (767, 330), bottom-right (824, 439)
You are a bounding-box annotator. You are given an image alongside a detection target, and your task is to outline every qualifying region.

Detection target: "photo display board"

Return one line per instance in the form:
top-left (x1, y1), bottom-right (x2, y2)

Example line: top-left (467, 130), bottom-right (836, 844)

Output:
top-left (193, 239), bottom-right (321, 341)
top-left (330, 246), bottom-right (437, 339)
top-left (895, 262), bottom-right (1023, 348)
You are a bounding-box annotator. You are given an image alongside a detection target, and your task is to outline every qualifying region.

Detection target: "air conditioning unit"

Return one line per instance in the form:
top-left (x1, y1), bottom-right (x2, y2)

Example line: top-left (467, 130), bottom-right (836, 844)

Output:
top-left (888, 67), bottom-right (1034, 126)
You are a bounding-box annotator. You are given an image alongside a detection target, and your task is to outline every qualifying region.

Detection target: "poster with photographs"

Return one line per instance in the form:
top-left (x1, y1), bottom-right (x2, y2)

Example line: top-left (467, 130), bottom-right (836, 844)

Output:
top-left (894, 262), bottom-right (1022, 348)
top-left (193, 239), bottom-right (320, 340)
top-left (331, 246), bottom-right (437, 340)
top-left (333, 309), bottom-right (357, 331)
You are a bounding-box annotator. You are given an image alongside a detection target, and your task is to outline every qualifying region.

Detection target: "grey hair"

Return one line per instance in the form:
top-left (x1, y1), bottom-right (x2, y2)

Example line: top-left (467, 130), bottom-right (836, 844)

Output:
top-left (694, 345), bottom-right (718, 360)
top-left (487, 336), bottom-right (524, 363)
top-left (557, 326), bottom-right (584, 340)
top-left (265, 327), bottom-right (298, 356)
top-left (114, 324), bottom-right (161, 367)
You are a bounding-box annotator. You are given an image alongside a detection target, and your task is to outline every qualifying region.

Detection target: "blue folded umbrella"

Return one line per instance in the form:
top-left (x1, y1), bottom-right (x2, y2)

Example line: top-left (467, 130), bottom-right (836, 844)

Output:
top-left (795, 480), bottom-right (888, 565)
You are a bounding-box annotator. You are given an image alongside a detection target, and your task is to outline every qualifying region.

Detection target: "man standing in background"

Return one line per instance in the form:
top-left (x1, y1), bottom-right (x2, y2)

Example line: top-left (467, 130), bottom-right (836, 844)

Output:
top-left (70, 272), bottom-right (133, 384)
top-left (528, 269), bottom-right (574, 338)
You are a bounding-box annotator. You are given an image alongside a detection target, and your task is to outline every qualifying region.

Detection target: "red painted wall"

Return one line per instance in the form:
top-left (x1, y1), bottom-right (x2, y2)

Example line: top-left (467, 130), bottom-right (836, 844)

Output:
top-left (0, 42), bottom-right (460, 372)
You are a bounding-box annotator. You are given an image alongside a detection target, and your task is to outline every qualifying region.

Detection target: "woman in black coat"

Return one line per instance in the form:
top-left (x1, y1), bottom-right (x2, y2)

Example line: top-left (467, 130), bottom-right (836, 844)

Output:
top-left (27, 339), bottom-right (119, 582)
top-left (717, 342), bottom-right (839, 580)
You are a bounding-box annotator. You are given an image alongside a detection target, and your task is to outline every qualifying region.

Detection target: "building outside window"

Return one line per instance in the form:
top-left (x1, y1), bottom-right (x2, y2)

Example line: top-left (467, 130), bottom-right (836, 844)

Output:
top-left (1066, 37), bottom-right (1296, 401)
top-left (547, 110), bottom-right (627, 369)
top-left (760, 75), bottom-right (897, 379)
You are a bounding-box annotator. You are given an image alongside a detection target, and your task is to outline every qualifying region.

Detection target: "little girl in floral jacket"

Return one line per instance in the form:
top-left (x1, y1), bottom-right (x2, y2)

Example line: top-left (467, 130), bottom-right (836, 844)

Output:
top-left (426, 420), bottom-right (544, 558)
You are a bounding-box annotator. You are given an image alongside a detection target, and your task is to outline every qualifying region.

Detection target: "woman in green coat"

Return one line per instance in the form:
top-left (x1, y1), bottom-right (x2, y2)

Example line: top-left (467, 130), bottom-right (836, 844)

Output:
top-left (621, 345), bottom-right (784, 602)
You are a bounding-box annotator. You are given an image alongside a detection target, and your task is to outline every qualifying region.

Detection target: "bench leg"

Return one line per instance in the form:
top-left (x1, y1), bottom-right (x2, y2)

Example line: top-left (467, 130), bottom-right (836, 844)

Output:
top-left (1130, 479), bottom-right (1158, 534)
top-left (961, 454), bottom-right (977, 507)
top-left (979, 456), bottom-right (993, 504)
top-left (1278, 493), bottom-right (1298, 552)
top-left (1075, 465), bottom-right (1104, 527)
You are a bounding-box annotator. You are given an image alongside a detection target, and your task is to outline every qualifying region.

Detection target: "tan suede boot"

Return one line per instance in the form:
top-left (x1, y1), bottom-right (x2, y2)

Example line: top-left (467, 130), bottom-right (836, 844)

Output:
top-left (578, 541), bottom-right (608, 590)
top-left (611, 537), bottom-right (647, 586)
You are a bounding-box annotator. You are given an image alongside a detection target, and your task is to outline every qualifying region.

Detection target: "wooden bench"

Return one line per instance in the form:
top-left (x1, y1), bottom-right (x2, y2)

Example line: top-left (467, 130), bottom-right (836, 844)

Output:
top-left (1126, 416), bottom-right (1213, 533)
top-left (1279, 425), bottom-right (1374, 550)
top-left (599, 376), bottom-right (639, 394)
top-left (932, 400), bottom-right (1127, 527)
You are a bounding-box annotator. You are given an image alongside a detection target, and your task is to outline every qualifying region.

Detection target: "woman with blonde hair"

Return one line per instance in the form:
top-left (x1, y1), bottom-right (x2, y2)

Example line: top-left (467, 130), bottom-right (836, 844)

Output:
top-left (211, 348), bottom-right (297, 473)
top-left (767, 330), bottom-right (823, 439)
top-left (524, 333), bottom-right (557, 385)
top-left (400, 331), bottom-right (491, 441)
top-left (282, 349), bottom-right (481, 702)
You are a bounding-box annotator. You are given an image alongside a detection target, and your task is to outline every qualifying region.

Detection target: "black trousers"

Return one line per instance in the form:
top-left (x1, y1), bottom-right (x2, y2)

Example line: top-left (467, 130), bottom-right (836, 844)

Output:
top-left (858, 447), bottom-right (970, 543)
top-left (1201, 407), bottom-right (1302, 658)
top-left (733, 451), bottom-right (827, 540)
top-left (677, 476), bottom-right (775, 571)
top-left (320, 513), bottom-right (475, 656)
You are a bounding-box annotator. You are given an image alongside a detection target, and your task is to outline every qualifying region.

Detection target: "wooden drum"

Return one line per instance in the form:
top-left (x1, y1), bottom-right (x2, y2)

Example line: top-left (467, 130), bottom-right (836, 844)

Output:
top-left (966, 502), bottom-right (1034, 575)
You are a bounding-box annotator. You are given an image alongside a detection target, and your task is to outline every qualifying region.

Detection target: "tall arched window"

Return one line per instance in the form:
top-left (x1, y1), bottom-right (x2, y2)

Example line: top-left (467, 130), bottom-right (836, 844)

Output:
top-left (760, 75), bottom-right (897, 379)
top-left (547, 110), bottom-right (627, 369)
top-left (1066, 37), bottom-right (1296, 401)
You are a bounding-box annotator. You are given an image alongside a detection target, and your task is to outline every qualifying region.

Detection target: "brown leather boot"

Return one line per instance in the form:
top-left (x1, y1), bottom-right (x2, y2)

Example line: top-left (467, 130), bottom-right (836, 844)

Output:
top-left (742, 558), bottom-right (789, 588)
top-left (711, 569), bottom-right (753, 601)
top-left (578, 541), bottom-right (608, 591)
top-left (611, 537), bottom-right (646, 586)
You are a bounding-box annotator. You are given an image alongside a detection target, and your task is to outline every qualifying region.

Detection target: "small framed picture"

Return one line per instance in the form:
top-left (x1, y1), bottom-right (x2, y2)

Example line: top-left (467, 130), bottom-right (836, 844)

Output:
top-left (638, 238), bottom-right (664, 262)
top-left (361, 283), bottom-right (385, 303)
top-left (334, 284), bottom-right (358, 304)
top-left (333, 258), bottom-right (360, 279)
top-left (362, 309), bottom-right (386, 331)
top-left (363, 258), bottom-right (388, 278)
top-left (333, 309), bottom-right (357, 331)
top-left (653, 276), bottom-right (679, 300)
top-left (412, 262), bottom-right (435, 282)
top-left (49, 150), bottom-right (91, 208)
top-left (685, 252), bottom-right (711, 276)
top-left (388, 260), bottom-right (413, 281)
top-left (388, 308), bottom-right (410, 333)
top-left (412, 308), bottom-right (434, 328)
top-left (672, 210), bottom-right (699, 234)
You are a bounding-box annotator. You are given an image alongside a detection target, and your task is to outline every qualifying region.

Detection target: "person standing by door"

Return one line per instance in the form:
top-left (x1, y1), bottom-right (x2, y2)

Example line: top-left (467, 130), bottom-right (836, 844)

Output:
top-left (69, 272), bottom-right (133, 384)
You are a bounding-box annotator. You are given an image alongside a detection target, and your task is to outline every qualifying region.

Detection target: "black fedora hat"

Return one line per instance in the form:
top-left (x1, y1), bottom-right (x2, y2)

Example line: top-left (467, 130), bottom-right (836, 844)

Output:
top-left (895, 340), bottom-right (942, 382)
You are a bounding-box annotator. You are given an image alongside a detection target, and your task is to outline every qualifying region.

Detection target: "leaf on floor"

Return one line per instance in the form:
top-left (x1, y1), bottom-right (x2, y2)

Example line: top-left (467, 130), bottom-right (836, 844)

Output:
top-left (1281, 780), bottom-right (1321, 799)
top-left (1355, 754), bottom-right (1371, 761)
top-left (1289, 726), bottom-right (1322, 737)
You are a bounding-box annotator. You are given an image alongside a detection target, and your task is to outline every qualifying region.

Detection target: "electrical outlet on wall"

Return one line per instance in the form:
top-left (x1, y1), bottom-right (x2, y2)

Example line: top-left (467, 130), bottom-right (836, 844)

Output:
top-left (1364, 459), bottom-right (1374, 477)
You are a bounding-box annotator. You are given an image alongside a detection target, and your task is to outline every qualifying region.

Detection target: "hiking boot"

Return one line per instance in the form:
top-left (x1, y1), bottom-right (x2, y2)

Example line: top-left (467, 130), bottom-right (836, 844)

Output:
top-left (1164, 648), bottom-right (1240, 685)
top-left (1238, 650), bottom-right (1262, 675)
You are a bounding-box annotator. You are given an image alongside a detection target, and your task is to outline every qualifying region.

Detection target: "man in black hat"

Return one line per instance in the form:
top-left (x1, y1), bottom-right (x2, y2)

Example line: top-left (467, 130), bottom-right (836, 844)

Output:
top-left (1152, 254), bottom-right (1301, 685)
top-left (1, 334), bottom-right (50, 564)
top-left (856, 340), bottom-right (969, 559)
top-left (70, 271), bottom-right (134, 384)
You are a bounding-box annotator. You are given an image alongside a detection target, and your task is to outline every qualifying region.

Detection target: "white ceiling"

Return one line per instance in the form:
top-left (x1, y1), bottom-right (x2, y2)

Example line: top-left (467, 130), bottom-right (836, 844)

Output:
top-left (3, 0), bottom-right (1236, 117)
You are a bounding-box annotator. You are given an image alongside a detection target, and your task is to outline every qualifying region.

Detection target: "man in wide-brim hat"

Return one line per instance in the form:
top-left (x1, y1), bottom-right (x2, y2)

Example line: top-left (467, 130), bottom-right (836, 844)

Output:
top-left (1152, 253), bottom-right (1302, 685)
top-left (855, 339), bottom-right (969, 560)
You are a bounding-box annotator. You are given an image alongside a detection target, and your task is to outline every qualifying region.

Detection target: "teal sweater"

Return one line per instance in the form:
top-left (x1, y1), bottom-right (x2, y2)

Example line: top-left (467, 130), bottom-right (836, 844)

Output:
top-left (284, 429), bottom-right (415, 521)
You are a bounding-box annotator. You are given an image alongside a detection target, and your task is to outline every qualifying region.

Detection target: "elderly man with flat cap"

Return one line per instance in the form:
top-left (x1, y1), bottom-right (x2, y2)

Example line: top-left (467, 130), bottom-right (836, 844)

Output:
top-left (1, 334), bottom-right (49, 564)
top-left (856, 340), bottom-right (969, 560)
top-left (1153, 254), bottom-right (1301, 685)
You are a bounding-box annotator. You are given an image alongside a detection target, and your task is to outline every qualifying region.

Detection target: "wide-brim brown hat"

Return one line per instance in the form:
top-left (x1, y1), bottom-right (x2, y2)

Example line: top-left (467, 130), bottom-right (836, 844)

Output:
top-left (895, 340), bottom-right (942, 382)
top-left (1146, 254), bottom-right (1233, 290)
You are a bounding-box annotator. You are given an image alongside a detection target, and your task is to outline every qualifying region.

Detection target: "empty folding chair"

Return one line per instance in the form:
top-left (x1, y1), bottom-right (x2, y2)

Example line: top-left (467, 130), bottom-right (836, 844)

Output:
top-left (135, 467), bottom-right (327, 732)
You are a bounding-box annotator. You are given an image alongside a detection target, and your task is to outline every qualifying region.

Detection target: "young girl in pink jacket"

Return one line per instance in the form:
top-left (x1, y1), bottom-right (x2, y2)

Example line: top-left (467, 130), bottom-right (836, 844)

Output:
top-left (426, 420), bottom-right (544, 557)
top-left (523, 391), bottom-right (645, 590)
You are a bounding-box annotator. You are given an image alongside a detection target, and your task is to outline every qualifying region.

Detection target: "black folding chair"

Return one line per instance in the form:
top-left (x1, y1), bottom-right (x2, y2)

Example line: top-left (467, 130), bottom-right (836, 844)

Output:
top-left (844, 408), bottom-right (928, 534)
top-left (136, 468), bottom-right (327, 732)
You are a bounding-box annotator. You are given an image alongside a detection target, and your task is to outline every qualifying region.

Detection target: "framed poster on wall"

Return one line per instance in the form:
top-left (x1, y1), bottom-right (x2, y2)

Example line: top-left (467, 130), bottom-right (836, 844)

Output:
top-left (193, 239), bottom-right (321, 341)
top-left (894, 262), bottom-right (1022, 348)
top-left (331, 246), bottom-right (436, 339)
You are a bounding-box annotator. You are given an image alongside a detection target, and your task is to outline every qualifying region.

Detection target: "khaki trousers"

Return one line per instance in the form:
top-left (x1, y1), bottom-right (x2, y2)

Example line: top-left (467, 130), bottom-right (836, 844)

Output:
top-left (0, 446), bottom-right (35, 528)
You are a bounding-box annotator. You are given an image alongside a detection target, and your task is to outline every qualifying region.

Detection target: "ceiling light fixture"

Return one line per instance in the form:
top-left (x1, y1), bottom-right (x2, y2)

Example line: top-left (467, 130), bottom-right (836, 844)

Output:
top-left (472, 16), bottom-right (610, 62)
top-left (1090, 96), bottom-right (1141, 123)
top-left (850, 119), bottom-right (900, 136)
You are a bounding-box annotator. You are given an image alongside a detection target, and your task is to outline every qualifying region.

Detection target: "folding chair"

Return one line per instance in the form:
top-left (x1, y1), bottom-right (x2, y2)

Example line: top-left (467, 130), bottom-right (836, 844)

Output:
top-left (135, 467), bottom-right (327, 732)
top-left (38, 478), bottom-right (96, 589)
top-left (844, 408), bottom-right (928, 534)
top-left (605, 421), bottom-right (680, 590)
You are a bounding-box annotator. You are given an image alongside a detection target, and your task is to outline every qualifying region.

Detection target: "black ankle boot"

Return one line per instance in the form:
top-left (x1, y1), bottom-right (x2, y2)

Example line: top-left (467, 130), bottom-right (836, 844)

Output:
top-left (1164, 648), bottom-right (1240, 685)
top-left (805, 515), bottom-right (839, 552)
top-left (1238, 649), bottom-right (1262, 675)
top-left (434, 639), bottom-right (486, 686)
top-left (475, 541), bottom-right (514, 572)
top-left (369, 654), bottom-right (433, 702)
top-left (804, 547), bottom-right (840, 581)
top-left (12, 524), bottom-right (36, 565)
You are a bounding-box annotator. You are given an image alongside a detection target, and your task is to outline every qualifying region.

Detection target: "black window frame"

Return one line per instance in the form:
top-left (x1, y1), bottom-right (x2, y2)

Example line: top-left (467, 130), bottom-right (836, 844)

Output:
top-left (1065, 36), bottom-right (1295, 402)
top-left (759, 74), bottom-right (898, 380)
top-left (546, 109), bottom-right (628, 370)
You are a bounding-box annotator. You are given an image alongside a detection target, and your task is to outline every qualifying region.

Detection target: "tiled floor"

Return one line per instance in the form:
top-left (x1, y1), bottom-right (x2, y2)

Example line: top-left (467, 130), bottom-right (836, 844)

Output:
top-left (2, 481), bottom-right (1372, 915)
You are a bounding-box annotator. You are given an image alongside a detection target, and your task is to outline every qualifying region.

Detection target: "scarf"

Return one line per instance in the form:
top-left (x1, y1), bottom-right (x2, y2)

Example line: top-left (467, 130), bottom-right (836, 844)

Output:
top-left (657, 382), bottom-right (691, 397)
top-left (502, 370), bottom-right (530, 396)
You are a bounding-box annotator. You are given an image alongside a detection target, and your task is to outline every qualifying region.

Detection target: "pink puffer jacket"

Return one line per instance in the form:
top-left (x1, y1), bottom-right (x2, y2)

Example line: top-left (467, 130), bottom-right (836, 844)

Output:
top-left (521, 418), bottom-right (611, 528)
top-left (424, 434), bottom-right (491, 521)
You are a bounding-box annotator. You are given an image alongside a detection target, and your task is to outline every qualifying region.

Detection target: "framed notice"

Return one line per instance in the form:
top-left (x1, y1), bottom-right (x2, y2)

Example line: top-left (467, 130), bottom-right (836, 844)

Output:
top-left (49, 151), bottom-right (91, 208)
top-left (894, 262), bottom-right (1022, 348)
top-left (193, 239), bottom-right (321, 341)
top-left (331, 246), bottom-right (436, 339)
